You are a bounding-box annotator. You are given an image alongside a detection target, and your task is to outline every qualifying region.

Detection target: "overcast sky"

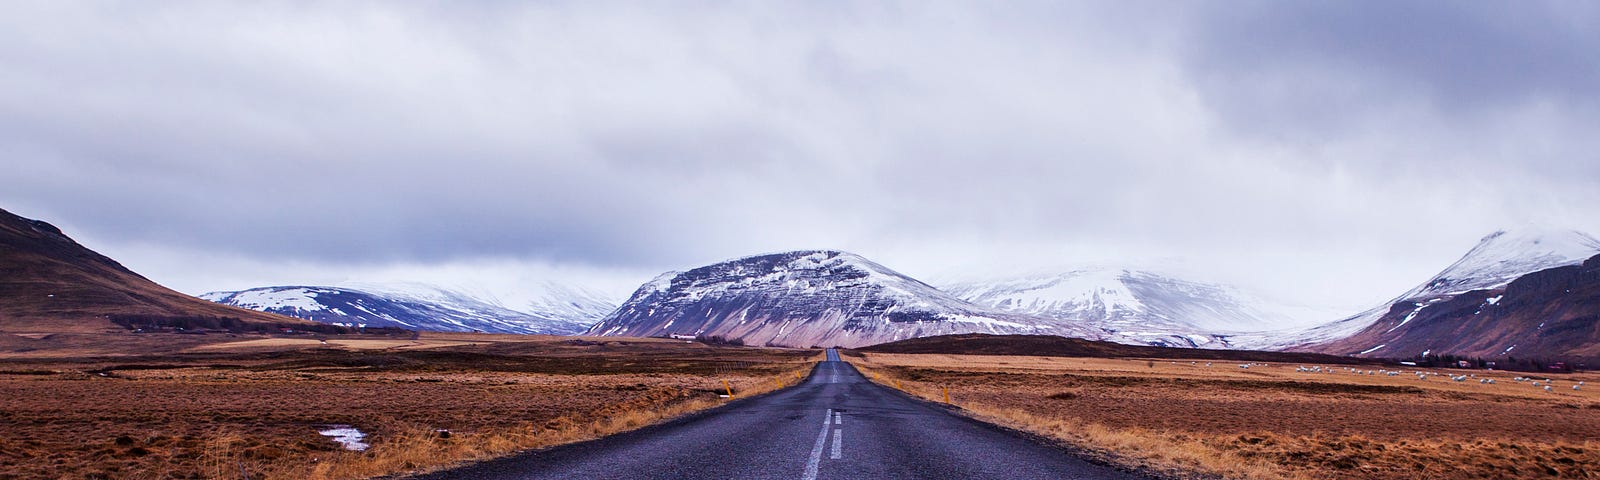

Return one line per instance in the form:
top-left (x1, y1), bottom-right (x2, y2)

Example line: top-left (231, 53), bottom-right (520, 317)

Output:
top-left (3, 1), bottom-right (1597, 311)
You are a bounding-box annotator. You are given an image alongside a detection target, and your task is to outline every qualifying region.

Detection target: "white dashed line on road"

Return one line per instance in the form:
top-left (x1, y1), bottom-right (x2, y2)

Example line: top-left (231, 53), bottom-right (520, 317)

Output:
top-left (833, 412), bottom-right (841, 425)
top-left (830, 429), bottom-right (842, 459)
top-left (802, 409), bottom-right (833, 480)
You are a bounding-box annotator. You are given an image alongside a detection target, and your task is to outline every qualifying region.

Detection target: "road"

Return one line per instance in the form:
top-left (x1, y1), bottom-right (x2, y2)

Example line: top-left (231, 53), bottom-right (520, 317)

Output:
top-left (414, 348), bottom-right (1148, 479)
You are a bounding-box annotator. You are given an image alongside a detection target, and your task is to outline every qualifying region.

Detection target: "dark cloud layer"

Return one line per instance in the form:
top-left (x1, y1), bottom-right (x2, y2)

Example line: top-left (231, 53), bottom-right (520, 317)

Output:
top-left (2, 2), bottom-right (1596, 305)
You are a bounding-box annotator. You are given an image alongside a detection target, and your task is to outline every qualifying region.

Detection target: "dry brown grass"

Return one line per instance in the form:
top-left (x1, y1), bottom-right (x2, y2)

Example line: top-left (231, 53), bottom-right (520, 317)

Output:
top-left (301, 363), bottom-right (813, 479)
top-left (850, 352), bottom-right (1600, 480)
top-left (0, 334), bottom-right (821, 479)
top-left (186, 337), bottom-right (485, 352)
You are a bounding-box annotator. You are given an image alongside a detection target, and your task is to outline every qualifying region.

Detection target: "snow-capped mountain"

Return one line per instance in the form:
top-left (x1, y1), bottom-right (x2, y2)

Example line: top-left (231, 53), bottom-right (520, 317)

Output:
top-left (202, 283), bottom-right (613, 334)
top-left (1300, 252), bottom-right (1600, 361)
top-left (491, 282), bottom-right (620, 329)
top-left (340, 281), bottom-right (620, 330)
top-left (586, 250), bottom-right (1093, 348)
top-left (943, 268), bottom-right (1340, 348)
top-left (1252, 228), bottom-right (1600, 354)
top-left (1403, 228), bottom-right (1600, 299)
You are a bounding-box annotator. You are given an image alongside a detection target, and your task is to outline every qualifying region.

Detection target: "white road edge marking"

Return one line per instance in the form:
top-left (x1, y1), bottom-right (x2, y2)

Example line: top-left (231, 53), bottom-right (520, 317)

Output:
top-left (802, 409), bottom-right (833, 480)
top-left (830, 428), bottom-right (842, 459)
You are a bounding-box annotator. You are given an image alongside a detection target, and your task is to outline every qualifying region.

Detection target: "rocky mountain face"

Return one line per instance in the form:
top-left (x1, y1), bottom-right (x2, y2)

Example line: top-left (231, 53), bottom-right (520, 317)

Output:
top-left (586, 251), bottom-right (1088, 348)
top-left (1272, 229), bottom-right (1600, 359)
top-left (1304, 253), bottom-right (1600, 361)
top-left (0, 208), bottom-right (305, 332)
top-left (202, 284), bottom-right (600, 335)
top-left (943, 268), bottom-right (1337, 348)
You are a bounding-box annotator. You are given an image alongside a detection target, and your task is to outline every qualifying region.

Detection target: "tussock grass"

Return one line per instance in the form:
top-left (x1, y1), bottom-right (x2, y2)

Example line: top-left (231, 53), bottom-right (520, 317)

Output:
top-left (852, 362), bottom-right (1294, 479)
top-left (1, 342), bottom-right (822, 480)
top-left (851, 356), bottom-right (1600, 480)
top-left (190, 364), bottom-right (819, 480)
top-left (307, 366), bottom-right (813, 479)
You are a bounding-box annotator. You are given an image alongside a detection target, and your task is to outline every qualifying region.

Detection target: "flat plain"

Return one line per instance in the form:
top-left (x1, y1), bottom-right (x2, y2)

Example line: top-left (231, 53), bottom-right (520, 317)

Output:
top-left (848, 351), bottom-right (1600, 480)
top-left (0, 332), bottom-right (817, 480)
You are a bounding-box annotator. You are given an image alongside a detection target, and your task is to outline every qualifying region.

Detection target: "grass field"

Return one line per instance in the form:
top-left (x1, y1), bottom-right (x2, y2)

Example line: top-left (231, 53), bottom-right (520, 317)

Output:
top-left (0, 333), bottom-right (819, 479)
top-left (849, 352), bottom-right (1600, 480)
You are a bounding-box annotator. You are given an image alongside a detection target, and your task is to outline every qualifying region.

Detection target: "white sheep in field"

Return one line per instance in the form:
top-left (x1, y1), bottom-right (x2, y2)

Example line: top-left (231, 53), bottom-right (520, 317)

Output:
top-left (1575, 385), bottom-right (1582, 391)
top-left (1545, 385), bottom-right (1553, 392)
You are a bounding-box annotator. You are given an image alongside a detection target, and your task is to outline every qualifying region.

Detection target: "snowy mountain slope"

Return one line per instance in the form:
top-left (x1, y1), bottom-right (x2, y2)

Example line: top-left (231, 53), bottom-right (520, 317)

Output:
top-left (944, 268), bottom-right (1342, 348)
top-left (1241, 228), bottom-right (1600, 352)
top-left (586, 250), bottom-right (1092, 348)
top-left (1300, 252), bottom-right (1600, 361)
top-left (202, 283), bottom-right (610, 334)
top-left (1407, 228), bottom-right (1600, 299)
top-left (340, 281), bottom-right (619, 328)
top-left (486, 282), bottom-right (619, 328)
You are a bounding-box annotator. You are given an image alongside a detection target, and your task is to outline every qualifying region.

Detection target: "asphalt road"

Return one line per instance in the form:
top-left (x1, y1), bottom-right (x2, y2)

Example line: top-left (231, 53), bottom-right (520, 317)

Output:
top-left (414, 348), bottom-right (1148, 479)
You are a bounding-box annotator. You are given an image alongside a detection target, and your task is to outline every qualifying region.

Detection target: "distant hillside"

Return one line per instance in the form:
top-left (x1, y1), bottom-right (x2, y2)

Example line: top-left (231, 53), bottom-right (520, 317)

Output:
top-left (943, 268), bottom-right (1339, 348)
top-left (858, 334), bottom-right (1378, 365)
top-left (203, 284), bottom-right (596, 334)
top-left (1308, 253), bottom-right (1600, 362)
top-left (587, 251), bottom-right (1088, 348)
top-left (0, 208), bottom-right (311, 332)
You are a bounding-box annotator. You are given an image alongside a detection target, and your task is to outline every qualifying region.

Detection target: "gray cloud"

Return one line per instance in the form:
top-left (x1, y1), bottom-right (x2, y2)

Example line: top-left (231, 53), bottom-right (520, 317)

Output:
top-left (2, 2), bottom-right (1597, 307)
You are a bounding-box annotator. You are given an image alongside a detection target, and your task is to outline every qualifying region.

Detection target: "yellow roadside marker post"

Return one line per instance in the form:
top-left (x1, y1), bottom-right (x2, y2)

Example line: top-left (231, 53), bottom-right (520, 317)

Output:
top-left (944, 386), bottom-right (951, 404)
top-left (724, 379), bottom-right (734, 398)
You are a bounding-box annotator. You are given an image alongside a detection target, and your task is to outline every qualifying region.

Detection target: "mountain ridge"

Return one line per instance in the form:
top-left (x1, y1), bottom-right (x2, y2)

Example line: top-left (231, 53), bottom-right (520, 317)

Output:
top-left (0, 208), bottom-right (310, 332)
top-left (942, 267), bottom-right (1344, 348)
top-left (585, 250), bottom-right (1088, 348)
top-left (203, 283), bottom-right (609, 334)
top-left (1247, 228), bottom-right (1600, 356)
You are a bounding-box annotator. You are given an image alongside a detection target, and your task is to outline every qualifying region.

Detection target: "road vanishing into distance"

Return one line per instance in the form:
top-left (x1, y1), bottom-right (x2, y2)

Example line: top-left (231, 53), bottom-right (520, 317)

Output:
top-left (416, 348), bottom-right (1148, 480)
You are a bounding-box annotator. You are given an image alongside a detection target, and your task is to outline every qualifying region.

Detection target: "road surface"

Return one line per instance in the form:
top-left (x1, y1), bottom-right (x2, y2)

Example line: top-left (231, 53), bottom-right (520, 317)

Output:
top-left (414, 348), bottom-right (1148, 479)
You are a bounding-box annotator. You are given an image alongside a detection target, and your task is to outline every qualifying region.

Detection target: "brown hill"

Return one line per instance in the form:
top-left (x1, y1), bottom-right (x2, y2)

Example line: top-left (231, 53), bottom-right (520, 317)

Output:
top-left (0, 208), bottom-right (312, 333)
top-left (858, 333), bottom-right (1379, 365)
top-left (1308, 254), bottom-right (1600, 363)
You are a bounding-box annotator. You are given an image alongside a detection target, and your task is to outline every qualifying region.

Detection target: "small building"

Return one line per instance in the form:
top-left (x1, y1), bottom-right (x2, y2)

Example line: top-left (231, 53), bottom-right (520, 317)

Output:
top-left (668, 333), bottom-right (696, 340)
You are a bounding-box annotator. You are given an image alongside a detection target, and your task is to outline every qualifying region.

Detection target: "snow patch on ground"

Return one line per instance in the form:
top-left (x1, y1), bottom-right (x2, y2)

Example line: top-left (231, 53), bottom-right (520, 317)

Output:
top-left (317, 426), bottom-right (368, 451)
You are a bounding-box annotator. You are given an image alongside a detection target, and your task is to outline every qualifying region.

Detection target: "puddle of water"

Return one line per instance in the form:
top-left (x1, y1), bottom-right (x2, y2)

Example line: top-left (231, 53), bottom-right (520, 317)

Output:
top-left (317, 425), bottom-right (369, 451)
